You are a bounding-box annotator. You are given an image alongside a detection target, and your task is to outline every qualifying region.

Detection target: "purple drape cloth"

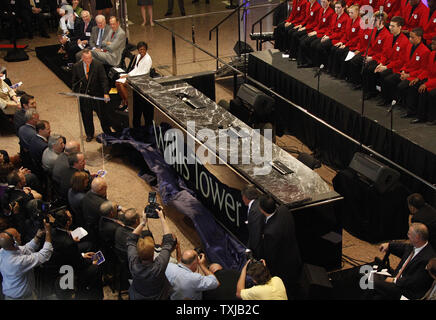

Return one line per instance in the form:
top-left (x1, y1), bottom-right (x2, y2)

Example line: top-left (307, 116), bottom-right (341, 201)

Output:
top-left (99, 128), bottom-right (246, 270)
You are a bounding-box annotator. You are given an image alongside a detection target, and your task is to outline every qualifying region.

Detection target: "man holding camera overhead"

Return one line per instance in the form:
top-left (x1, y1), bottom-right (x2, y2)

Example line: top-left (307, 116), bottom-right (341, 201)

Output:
top-left (127, 206), bottom-right (177, 300)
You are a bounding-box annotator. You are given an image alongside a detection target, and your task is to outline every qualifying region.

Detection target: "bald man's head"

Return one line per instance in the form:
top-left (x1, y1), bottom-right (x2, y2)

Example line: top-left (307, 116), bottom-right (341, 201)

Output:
top-left (91, 177), bottom-right (108, 197)
top-left (181, 249), bottom-right (198, 271)
top-left (65, 141), bottom-right (80, 154)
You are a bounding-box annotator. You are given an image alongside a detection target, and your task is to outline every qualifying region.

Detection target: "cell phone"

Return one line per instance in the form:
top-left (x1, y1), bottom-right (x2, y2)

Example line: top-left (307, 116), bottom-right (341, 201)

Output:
top-left (148, 191), bottom-right (157, 204)
top-left (92, 251), bottom-right (105, 265)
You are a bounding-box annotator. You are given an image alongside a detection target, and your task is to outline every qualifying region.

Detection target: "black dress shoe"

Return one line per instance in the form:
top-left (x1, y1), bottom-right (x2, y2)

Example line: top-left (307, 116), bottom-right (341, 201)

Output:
top-left (376, 100), bottom-right (389, 107)
top-left (181, 11), bottom-right (186, 16)
top-left (164, 11), bottom-right (172, 16)
top-left (297, 63), bottom-right (313, 68)
top-left (410, 118), bottom-right (424, 124)
top-left (400, 112), bottom-right (414, 118)
top-left (41, 32), bottom-right (50, 38)
top-left (86, 136), bottom-right (93, 142)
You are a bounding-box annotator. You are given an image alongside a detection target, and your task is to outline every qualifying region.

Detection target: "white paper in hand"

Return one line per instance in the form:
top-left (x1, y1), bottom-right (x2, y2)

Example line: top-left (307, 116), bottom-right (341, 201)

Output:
top-left (345, 51), bottom-right (356, 61)
top-left (71, 227), bottom-right (88, 240)
top-left (113, 67), bottom-right (126, 73)
top-left (116, 77), bottom-right (127, 84)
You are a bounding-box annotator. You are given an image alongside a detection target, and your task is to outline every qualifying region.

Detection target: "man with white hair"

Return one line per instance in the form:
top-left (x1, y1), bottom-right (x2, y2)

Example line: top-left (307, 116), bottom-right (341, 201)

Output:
top-left (42, 134), bottom-right (65, 173)
top-left (76, 14), bottom-right (110, 61)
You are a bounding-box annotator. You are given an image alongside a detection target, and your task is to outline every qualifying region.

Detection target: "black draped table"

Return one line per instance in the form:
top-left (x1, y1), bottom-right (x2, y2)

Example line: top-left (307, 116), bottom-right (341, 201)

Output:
top-left (126, 73), bottom-right (344, 270)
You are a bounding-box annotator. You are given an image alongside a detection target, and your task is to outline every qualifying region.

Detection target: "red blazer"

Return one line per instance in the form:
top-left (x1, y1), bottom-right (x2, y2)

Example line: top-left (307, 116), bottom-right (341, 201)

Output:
top-left (327, 12), bottom-right (351, 44)
top-left (300, 0), bottom-right (322, 32)
top-left (343, 17), bottom-right (361, 50)
top-left (359, 0), bottom-right (382, 8)
top-left (400, 41), bottom-right (431, 78)
top-left (356, 28), bottom-right (375, 52)
top-left (369, 27), bottom-right (394, 63)
top-left (286, 0), bottom-right (303, 23)
top-left (402, 1), bottom-right (429, 32)
top-left (313, 7), bottom-right (335, 37)
top-left (417, 51), bottom-right (436, 91)
top-left (288, 0), bottom-right (309, 25)
top-left (384, 32), bottom-right (410, 68)
top-left (381, 0), bottom-right (403, 21)
top-left (423, 10), bottom-right (436, 45)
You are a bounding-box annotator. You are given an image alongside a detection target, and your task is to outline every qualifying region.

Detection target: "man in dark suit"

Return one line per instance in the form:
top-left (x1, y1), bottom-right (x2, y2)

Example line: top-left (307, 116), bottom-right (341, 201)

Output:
top-left (18, 109), bottom-right (39, 171)
top-left (52, 140), bottom-right (80, 184)
top-left (13, 94), bottom-right (36, 135)
top-left (29, 120), bottom-right (50, 165)
top-left (72, 49), bottom-right (112, 142)
top-left (375, 223), bottom-right (436, 300)
top-left (57, 152), bottom-right (89, 200)
top-left (45, 208), bottom-right (103, 299)
top-left (254, 195), bottom-right (303, 298)
top-left (64, 10), bottom-right (96, 61)
top-left (81, 177), bottom-right (109, 246)
top-left (408, 193), bottom-right (436, 250)
top-left (241, 185), bottom-right (262, 254)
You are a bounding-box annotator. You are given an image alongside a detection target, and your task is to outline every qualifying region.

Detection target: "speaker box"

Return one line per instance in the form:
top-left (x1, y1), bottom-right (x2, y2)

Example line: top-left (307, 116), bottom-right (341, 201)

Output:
top-left (297, 152), bottom-right (321, 170)
top-left (233, 40), bottom-right (254, 55)
top-left (235, 83), bottom-right (274, 120)
top-left (297, 264), bottom-right (333, 300)
top-left (348, 152), bottom-right (400, 194)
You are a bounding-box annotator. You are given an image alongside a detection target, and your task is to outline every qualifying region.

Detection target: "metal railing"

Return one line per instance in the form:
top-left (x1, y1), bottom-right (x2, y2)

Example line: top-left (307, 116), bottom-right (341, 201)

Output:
top-left (250, 2), bottom-right (282, 50)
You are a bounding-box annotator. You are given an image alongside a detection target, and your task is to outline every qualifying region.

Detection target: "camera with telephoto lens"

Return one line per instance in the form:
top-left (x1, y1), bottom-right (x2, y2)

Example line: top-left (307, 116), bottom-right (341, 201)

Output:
top-left (245, 249), bottom-right (261, 267)
top-left (27, 199), bottom-right (66, 228)
top-left (144, 192), bottom-right (161, 219)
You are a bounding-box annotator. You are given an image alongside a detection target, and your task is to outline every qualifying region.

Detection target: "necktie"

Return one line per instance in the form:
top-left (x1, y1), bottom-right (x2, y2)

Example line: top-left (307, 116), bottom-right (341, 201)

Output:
top-left (84, 22), bottom-right (88, 33)
top-left (97, 29), bottom-right (103, 46)
top-left (30, 0), bottom-right (36, 7)
top-left (111, 32), bottom-right (115, 40)
top-left (396, 250), bottom-right (414, 280)
top-left (86, 63), bottom-right (89, 79)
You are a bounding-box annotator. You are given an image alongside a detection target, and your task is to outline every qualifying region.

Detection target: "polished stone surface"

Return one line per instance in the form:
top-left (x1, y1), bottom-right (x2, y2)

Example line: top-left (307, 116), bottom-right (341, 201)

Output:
top-left (128, 75), bottom-right (340, 206)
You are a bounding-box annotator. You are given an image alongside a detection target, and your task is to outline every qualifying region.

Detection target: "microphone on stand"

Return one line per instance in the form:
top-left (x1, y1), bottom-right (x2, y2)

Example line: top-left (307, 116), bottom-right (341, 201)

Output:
top-left (314, 64), bottom-right (324, 78)
top-left (387, 100), bottom-right (396, 113)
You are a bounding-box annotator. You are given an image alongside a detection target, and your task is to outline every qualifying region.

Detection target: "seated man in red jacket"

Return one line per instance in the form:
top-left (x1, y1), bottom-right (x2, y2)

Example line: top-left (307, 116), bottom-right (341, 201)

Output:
top-left (273, 0), bottom-right (309, 52)
top-left (307, 0), bottom-right (351, 68)
top-left (327, 4), bottom-right (361, 77)
top-left (380, 27), bottom-right (430, 108)
top-left (348, 11), bottom-right (391, 90)
top-left (423, 0), bottom-right (436, 46)
top-left (286, 0), bottom-right (321, 59)
top-left (401, 0), bottom-right (429, 34)
top-left (403, 36), bottom-right (436, 123)
top-left (363, 16), bottom-right (409, 100)
top-left (297, 0), bottom-right (335, 67)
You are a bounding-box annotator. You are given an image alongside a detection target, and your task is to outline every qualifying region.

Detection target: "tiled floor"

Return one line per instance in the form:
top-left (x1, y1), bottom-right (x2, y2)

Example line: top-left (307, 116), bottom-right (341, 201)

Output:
top-left (0, 0), bottom-right (401, 299)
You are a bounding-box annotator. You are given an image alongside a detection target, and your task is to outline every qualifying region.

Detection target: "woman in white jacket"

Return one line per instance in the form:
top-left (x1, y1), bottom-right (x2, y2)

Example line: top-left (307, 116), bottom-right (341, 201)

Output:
top-left (116, 41), bottom-right (152, 112)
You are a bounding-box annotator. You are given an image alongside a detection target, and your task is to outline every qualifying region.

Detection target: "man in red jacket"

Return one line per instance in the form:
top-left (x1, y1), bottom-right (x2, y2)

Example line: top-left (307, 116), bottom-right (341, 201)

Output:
top-left (273, 0), bottom-right (309, 52)
top-left (402, 0), bottom-right (429, 33)
top-left (286, 0), bottom-right (321, 59)
top-left (327, 4), bottom-right (361, 77)
top-left (348, 11), bottom-right (390, 89)
top-left (423, 0), bottom-right (436, 46)
top-left (363, 16), bottom-right (409, 100)
top-left (297, 0), bottom-right (335, 67)
top-left (404, 37), bottom-right (436, 123)
top-left (380, 27), bottom-right (430, 109)
top-left (307, 0), bottom-right (350, 68)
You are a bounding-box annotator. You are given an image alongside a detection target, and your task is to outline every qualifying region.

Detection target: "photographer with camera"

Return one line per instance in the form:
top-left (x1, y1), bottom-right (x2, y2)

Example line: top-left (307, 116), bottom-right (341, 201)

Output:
top-left (0, 221), bottom-right (53, 300)
top-left (236, 258), bottom-right (288, 300)
top-left (127, 205), bottom-right (177, 300)
top-left (165, 246), bottom-right (220, 300)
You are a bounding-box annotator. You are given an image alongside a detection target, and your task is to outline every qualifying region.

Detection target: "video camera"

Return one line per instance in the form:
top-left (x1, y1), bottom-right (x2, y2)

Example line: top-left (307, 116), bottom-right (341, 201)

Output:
top-left (245, 249), bottom-right (262, 268)
top-left (26, 199), bottom-right (67, 228)
top-left (144, 192), bottom-right (161, 219)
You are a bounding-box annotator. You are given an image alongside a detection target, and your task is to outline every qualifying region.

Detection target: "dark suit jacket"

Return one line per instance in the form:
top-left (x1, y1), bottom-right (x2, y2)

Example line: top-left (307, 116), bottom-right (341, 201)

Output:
top-left (70, 18), bottom-right (96, 43)
top-left (52, 153), bottom-right (68, 183)
top-left (71, 59), bottom-right (109, 97)
top-left (247, 199), bottom-right (263, 253)
top-left (13, 109), bottom-right (26, 135)
top-left (98, 216), bottom-right (121, 246)
top-left (20, 0), bottom-right (50, 12)
top-left (82, 190), bottom-right (107, 227)
top-left (28, 135), bottom-right (48, 164)
top-left (18, 124), bottom-right (36, 151)
top-left (390, 242), bottom-right (436, 299)
top-left (412, 205), bottom-right (436, 250)
top-left (57, 166), bottom-right (82, 199)
top-left (257, 205), bottom-right (302, 294)
top-left (202, 269), bottom-right (240, 300)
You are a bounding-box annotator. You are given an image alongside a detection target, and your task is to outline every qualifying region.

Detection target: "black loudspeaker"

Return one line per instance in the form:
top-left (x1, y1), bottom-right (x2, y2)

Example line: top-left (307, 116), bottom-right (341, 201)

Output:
top-left (297, 264), bottom-right (333, 300)
top-left (233, 41), bottom-right (254, 55)
top-left (348, 152), bottom-right (400, 194)
top-left (236, 83), bottom-right (274, 120)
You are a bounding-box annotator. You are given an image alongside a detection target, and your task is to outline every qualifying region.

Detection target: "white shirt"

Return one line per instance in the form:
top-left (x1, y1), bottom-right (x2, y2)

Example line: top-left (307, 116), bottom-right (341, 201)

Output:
top-left (128, 53), bottom-right (152, 77)
top-left (265, 210), bottom-right (276, 224)
top-left (245, 199), bottom-right (255, 224)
